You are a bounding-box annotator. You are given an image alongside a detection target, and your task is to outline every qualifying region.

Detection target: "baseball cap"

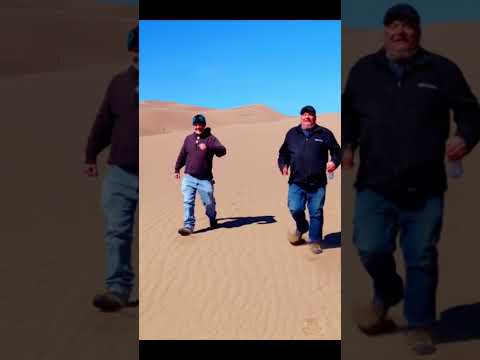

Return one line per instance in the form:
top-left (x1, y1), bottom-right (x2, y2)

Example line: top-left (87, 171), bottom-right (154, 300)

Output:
top-left (192, 114), bottom-right (207, 125)
top-left (383, 3), bottom-right (421, 26)
top-left (300, 105), bottom-right (316, 116)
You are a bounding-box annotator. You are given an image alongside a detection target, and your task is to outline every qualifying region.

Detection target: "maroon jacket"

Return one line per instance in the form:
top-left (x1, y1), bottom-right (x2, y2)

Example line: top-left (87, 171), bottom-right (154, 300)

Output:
top-left (85, 66), bottom-right (139, 174)
top-left (175, 128), bottom-right (226, 180)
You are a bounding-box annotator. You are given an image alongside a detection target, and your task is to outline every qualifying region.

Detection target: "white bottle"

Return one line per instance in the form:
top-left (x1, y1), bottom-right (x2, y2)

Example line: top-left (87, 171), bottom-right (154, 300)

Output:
top-left (327, 170), bottom-right (334, 180)
top-left (447, 159), bottom-right (463, 179)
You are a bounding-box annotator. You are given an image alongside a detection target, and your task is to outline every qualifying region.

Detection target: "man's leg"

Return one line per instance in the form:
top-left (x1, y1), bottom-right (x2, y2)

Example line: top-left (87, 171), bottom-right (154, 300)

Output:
top-left (398, 195), bottom-right (443, 354)
top-left (353, 189), bottom-right (404, 331)
top-left (287, 183), bottom-right (309, 239)
top-left (180, 174), bottom-right (197, 232)
top-left (96, 165), bottom-right (138, 309)
top-left (398, 195), bottom-right (443, 355)
top-left (197, 179), bottom-right (217, 227)
top-left (306, 186), bottom-right (326, 243)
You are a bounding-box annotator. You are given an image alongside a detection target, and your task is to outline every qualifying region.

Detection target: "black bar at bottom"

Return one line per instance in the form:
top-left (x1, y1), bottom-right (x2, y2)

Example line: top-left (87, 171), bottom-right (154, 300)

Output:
top-left (140, 340), bottom-right (340, 358)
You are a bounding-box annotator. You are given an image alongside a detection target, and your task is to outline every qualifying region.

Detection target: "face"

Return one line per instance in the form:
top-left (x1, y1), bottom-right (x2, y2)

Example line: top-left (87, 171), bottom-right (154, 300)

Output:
top-left (300, 112), bottom-right (316, 129)
top-left (384, 20), bottom-right (419, 60)
top-left (130, 49), bottom-right (139, 68)
top-left (193, 123), bottom-right (206, 135)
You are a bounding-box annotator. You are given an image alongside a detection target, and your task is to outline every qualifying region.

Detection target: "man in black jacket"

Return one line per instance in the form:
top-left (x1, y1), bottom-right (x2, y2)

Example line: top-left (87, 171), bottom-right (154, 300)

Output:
top-left (85, 25), bottom-right (139, 312)
top-left (342, 4), bottom-right (480, 355)
top-left (175, 114), bottom-right (227, 235)
top-left (278, 105), bottom-right (341, 254)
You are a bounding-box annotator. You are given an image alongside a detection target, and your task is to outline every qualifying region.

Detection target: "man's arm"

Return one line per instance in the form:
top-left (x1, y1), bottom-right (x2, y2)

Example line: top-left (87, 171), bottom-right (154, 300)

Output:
top-left (278, 133), bottom-right (291, 175)
top-left (328, 131), bottom-right (342, 168)
top-left (85, 80), bottom-right (114, 176)
top-left (447, 63), bottom-right (480, 157)
top-left (210, 136), bottom-right (227, 157)
top-left (86, 81), bottom-right (114, 163)
top-left (341, 65), bottom-right (361, 168)
top-left (174, 139), bottom-right (188, 176)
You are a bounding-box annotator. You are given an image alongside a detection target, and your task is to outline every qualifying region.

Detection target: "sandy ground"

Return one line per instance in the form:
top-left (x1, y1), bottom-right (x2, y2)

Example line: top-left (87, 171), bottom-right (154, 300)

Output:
top-left (342, 23), bottom-right (480, 358)
top-left (1, 2), bottom-right (138, 359)
top-left (139, 103), bottom-right (341, 339)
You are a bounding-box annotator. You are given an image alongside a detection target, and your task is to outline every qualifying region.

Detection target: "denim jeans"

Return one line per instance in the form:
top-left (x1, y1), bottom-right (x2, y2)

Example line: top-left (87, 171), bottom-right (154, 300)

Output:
top-left (101, 165), bottom-right (138, 297)
top-left (353, 189), bottom-right (444, 327)
top-left (287, 183), bottom-right (326, 243)
top-left (181, 174), bottom-right (216, 230)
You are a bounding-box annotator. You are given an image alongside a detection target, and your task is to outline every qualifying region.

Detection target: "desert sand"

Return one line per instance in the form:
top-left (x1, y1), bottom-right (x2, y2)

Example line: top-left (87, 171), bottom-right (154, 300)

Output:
top-left (342, 22), bottom-right (480, 359)
top-left (2, 2), bottom-right (138, 359)
top-left (139, 102), bottom-right (341, 339)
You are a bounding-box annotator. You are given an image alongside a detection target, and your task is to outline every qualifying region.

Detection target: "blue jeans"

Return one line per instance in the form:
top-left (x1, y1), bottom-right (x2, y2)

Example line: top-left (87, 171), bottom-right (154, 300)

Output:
top-left (181, 174), bottom-right (216, 230)
top-left (353, 189), bottom-right (444, 327)
top-left (101, 165), bottom-right (138, 297)
top-left (287, 183), bottom-right (326, 243)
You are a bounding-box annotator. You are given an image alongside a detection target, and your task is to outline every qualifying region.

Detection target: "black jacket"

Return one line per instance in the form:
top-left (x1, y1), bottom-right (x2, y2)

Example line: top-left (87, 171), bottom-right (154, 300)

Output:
top-left (342, 47), bottom-right (480, 196)
top-left (278, 124), bottom-right (341, 188)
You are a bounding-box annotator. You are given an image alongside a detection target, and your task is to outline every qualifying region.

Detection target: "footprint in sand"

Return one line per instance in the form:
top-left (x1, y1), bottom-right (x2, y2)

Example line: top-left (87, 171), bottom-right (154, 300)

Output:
top-left (302, 317), bottom-right (324, 336)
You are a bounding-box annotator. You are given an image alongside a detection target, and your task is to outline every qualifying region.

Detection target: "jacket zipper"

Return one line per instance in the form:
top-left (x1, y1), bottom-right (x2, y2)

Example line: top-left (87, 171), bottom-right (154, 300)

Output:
top-left (306, 137), bottom-right (311, 181)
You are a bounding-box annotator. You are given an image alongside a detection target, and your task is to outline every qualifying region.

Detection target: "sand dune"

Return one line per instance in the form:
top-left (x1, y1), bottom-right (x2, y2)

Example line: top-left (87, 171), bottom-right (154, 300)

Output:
top-left (0, 2), bottom-right (136, 77)
top-left (342, 22), bottom-right (480, 359)
top-left (139, 105), bottom-right (341, 339)
top-left (140, 101), bottom-right (288, 136)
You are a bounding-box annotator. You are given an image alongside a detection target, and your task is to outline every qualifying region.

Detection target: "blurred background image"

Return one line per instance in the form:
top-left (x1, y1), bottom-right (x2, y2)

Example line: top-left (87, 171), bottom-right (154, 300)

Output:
top-left (342, 0), bottom-right (480, 358)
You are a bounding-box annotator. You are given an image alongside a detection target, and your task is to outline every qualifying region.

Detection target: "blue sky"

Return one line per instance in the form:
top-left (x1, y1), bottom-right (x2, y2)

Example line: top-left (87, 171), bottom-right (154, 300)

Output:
top-left (343, 0), bottom-right (480, 28)
top-left (140, 20), bottom-right (341, 116)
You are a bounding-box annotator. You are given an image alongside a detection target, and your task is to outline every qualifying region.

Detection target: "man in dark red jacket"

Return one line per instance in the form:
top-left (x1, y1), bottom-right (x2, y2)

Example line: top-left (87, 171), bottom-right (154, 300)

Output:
top-left (175, 114), bottom-right (227, 235)
top-left (85, 25), bottom-right (138, 312)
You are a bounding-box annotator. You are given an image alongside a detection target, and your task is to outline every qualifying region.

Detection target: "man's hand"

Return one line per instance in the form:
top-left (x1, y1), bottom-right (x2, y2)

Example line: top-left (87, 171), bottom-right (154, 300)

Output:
top-left (198, 143), bottom-right (207, 151)
top-left (281, 165), bottom-right (289, 176)
top-left (84, 163), bottom-right (98, 177)
top-left (446, 136), bottom-right (467, 160)
top-left (326, 161), bottom-right (336, 172)
top-left (175, 172), bottom-right (181, 179)
top-left (342, 148), bottom-right (355, 169)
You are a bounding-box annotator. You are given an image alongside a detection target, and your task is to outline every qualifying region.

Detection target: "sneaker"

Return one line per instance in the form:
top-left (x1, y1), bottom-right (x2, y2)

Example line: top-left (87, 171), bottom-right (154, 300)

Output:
top-left (288, 229), bottom-right (306, 245)
top-left (309, 242), bottom-right (323, 254)
top-left (178, 227), bottom-right (193, 236)
top-left (406, 327), bottom-right (436, 355)
top-left (93, 291), bottom-right (128, 312)
top-left (355, 300), bottom-right (391, 335)
top-left (209, 218), bottom-right (218, 228)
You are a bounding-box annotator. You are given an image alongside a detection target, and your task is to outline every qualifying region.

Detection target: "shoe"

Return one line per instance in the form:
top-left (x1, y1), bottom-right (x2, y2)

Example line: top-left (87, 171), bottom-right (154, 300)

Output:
top-left (209, 219), bottom-right (218, 228)
top-left (355, 300), bottom-right (391, 335)
top-left (178, 227), bottom-right (193, 236)
top-left (288, 229), bottom-right (306, 245)
top-left (406, 327), bottom-right (436, 355)
top-left (309, 242), bottom-right (323, 254)
top-left (93, 291), bottom-right (128, 312)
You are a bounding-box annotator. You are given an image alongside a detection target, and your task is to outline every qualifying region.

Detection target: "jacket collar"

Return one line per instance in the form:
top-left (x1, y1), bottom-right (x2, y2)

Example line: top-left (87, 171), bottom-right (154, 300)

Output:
top-left (192, 127), bottom-right (212, 139)
top-left (373, 46), bottom-right (432, 69)
top-left (295, 124), bottom-right (323, 135)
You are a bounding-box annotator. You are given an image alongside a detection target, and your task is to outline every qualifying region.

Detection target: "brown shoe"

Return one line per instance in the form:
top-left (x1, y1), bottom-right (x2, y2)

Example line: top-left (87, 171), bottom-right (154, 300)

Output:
top-left (178, 227), bottom-right (193, 236)
top-left (309, 242), bottom-right (323, 254)
top-left (288, 229), bottom-right (306, 245)
top-left (406, 327), bottom-right (436, 355)
top-left (93, 291), bottom-right (128, 312)
top-left (355, 300), bottom-right (391, 335)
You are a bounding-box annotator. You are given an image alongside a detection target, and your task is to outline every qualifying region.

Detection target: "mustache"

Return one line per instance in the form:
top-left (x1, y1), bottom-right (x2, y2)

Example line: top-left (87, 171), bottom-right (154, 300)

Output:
top-left (391, 33), bottom-right (409, 41)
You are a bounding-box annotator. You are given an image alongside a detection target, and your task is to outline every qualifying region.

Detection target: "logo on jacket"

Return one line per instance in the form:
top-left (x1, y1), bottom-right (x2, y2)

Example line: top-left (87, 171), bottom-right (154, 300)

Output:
top-left (314, 138), bottom-right (324, 142)
top-left (418, 82), bottom-right (439, 90)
